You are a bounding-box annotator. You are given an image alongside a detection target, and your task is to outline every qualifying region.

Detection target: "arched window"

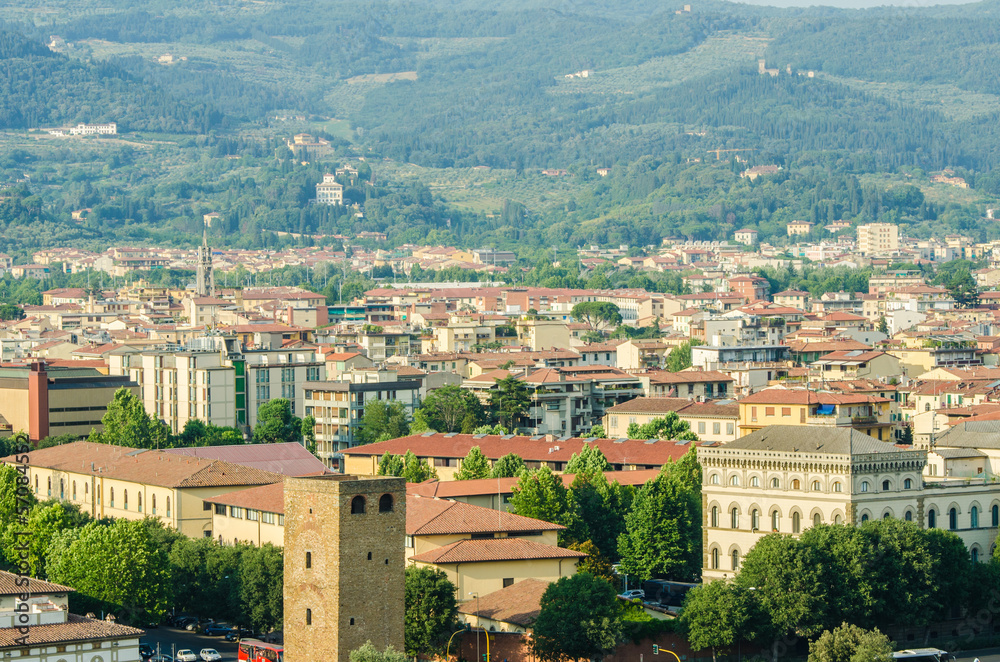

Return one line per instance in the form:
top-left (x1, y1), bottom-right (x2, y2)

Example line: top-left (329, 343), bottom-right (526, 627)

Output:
top-left (771, 477), bottom-right (780, 488)
top-left (792, 479), bottom-right (801, 490)
top-left (928, 509), bottom-right (936, 528)
top-left (811, 480), bottom-right (821, 491)
top-left (351, 496), bottom-right (366, 514)
top-left (379, 494), bottom-right (394, 513)
top-left (110, 487), bottom-right (115, 507)
top-left (882, 480), bottom-right (890, 491)
top-left (834, 514), bottom-right (842, 525)
top-left (731, 507), bottom-right (740, 529)
top-left (949, 508), bottom-right (957, 530)
top-left (972, 548), bottom-right (980, 563)
top-left (731, 550), bottom-right (739, 570)
top-left (34, 475), bottom-right (38, 493)
top-left (306, 609), bottom-right (312, 626)
top-left (861, 481), bottom-right (870, 493)
top-left (813, 513), bottom-right (821, 527)
top-left (710, 474), bottom-right (720, 485)
top-left (72, 482), bottom-right (76, 499)
top-left (994, 504), bottom-right (999, 527)
top-left (905, 511), bottom-right (913, 522)
top-left (904, 478), bottom-right (912, 489)
top-left (833, 481), bottom-right (842, 493)
top-left (59, 479), bottom-right (64, 498)
top-left (124, 490), bottom-right (128, 510)
top-left (971, 506), bottom-right (979, 529)
top-left (47, 477), bottom-right (51, 496)
top-left (711, 506), bottom-right (719, 528)
top-left (166, 496), bottom-right (171, 517)
top-left (152, 494), bottom-right (157, 515)
top-left (792, 512), bottom-right (801, 533)
top-left (712, 548), bottom-right (719, 569)
top-left (750, 476), bottom-right (760, 487)
top-left (862, 514), bottom-right (869, 523)
top-left (771, 510), bottom-right (780, 531)
top-left (729, 475), bottom-right (740, 486)
top-left (751, 509), bottom-right (760, 531)
top-left (883, 512), bottom-right (891, 520)
top-left (85, 483), bottom-right (89, 496)
top-left (137, 493), bottom-right (142, 513)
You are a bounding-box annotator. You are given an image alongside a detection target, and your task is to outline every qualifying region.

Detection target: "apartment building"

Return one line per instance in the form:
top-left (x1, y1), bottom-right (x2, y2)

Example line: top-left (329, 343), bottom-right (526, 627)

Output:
top-left (603, 397), bottom-right (739, 442)
top-left (857, 223), bottom-right (900, 255)
top-left (737, 388), bottom-right (895, 440)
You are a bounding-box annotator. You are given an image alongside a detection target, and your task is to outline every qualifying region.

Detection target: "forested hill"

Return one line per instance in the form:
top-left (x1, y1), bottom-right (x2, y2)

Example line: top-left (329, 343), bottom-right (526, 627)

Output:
top-left (0, 29), bottom-right (222, 132)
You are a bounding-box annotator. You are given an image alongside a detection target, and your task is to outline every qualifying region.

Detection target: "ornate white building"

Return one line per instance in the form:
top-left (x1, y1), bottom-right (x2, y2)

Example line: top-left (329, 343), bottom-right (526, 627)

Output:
top-left (700, 425), bottom-right (1000, 581)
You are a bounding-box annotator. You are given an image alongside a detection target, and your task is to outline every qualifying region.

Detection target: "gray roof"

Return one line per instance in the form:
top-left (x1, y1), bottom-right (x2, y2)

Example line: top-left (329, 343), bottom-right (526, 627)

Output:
top-left (933, 447), bottom-right (986, 459)
top-left (721, 425), bottom-right (899, 455)
top-left (933, 421), bottom-right (1000, 449)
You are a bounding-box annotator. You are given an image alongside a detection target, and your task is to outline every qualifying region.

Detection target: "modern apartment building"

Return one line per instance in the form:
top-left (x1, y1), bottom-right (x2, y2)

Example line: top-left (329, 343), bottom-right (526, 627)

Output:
top-left (857, 223), bottom-right (900, 256)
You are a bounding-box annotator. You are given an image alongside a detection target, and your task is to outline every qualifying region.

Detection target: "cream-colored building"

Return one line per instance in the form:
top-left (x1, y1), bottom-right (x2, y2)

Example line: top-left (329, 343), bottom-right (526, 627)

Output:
top-left (603, 397), bottom-right (738, 442)
top-left (5, 441), bottom-right (283, 539)
top-left (787, 220), bottom-right (813, 236)
top-left (316, 174), bottom-right (344, 205)
top-left (512, 318), bottom-right (571, 351)
top-left (858, 223), bottom-right (900, 256)
top-left (700, 425), bottom-right (999, 582)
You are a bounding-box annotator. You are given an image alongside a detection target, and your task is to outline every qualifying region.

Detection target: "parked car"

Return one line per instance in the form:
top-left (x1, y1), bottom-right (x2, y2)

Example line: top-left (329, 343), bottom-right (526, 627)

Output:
top-left (618, 589), bottom-right (645, 601)
top-left (173, 616), bottom-right (198, 629)
top-left (200, 649), bottom-right (222, 662)
top-left (176, 650), bottom-right (198, 662)
top-left (139, 644), bottom-right (155, 660)
top-left (203, 623), bottom-right (232, 636)
top-left (148, 655), bottom-right (174, 662)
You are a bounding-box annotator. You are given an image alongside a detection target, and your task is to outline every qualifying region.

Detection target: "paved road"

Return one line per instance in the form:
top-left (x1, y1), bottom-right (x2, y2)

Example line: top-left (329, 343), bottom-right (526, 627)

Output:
top-left (140, 626), bottom-right (240, 661)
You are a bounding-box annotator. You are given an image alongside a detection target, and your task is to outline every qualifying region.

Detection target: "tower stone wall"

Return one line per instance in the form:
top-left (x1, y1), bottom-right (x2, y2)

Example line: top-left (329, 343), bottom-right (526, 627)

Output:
top-left (283, 474), bottom-right (406, 662)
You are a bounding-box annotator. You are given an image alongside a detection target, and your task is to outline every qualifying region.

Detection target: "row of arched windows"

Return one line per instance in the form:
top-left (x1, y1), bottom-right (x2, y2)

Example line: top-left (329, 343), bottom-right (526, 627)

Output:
top-left (712, 474), bottom-right (918, 494)
top-left (710, 505), bottom-right (841, 532)
top-left (33, 476), bottom-right (174, 516)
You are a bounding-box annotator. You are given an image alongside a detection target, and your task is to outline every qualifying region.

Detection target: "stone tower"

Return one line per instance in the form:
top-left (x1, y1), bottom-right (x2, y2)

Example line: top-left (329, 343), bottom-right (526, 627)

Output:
top-left (196, 229), bottom-right (214, 297)
top-left (283, 475), bottom-right (406, 662)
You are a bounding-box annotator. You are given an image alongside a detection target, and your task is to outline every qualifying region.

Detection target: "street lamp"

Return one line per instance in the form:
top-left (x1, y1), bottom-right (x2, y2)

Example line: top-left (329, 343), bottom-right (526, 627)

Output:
top-left (469, 592), bottom-right (480, 662)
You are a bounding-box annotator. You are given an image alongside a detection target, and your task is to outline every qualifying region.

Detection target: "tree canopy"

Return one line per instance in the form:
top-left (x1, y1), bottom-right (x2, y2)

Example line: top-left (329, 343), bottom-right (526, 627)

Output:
top-left (357, 400), bottom-right (411, 444)
top-left (88, 387), bottom-right (170, 449)
top-left (253, 398), bottom-right (301, 444)
top-left (454, 446), bottom-right (491, 480)
top-left (571, 302), bottom-right (623, 332)
top-left (531, 573), bottom-right (622, 662)
top-left (404, 565), bottom-right (458, 658)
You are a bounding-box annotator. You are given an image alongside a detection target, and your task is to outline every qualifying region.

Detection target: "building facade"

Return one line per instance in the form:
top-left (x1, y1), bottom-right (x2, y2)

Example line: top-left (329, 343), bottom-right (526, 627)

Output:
top-left (858, 223), bottom-right (900, 256)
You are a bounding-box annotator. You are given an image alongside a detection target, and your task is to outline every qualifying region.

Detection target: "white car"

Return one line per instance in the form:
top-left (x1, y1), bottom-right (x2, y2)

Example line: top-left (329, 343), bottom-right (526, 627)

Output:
top-left (175, 651), bottom-right (198, 662)
top-left (619, 589), bottom-right (645, 601)
top-left (199, 649), bottom-right (222, 662)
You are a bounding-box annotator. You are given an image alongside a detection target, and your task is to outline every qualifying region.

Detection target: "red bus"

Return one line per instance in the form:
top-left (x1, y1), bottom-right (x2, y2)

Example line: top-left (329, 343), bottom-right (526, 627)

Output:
top-left (237, 639), bottom-right (283, 662)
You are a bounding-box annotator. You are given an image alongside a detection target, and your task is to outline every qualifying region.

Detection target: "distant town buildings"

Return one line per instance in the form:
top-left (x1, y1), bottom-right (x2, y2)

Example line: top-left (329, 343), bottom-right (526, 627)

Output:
top-left (858, 223), bottom-right (900, 256)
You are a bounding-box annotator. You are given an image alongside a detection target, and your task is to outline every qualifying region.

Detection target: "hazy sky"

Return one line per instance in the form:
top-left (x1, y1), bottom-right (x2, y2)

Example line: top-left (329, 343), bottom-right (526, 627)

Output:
top-left (736, 0), bottom-right (970, 6)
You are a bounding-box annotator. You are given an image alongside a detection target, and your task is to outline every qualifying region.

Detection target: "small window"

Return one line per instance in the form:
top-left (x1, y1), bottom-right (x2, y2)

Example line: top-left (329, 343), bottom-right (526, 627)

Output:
top-left (993, 505), bottom-right (999, 527)
top-left (367, 552), bottom-right (372, 560)
top-left (351, 496), bottom-right (366, 514)
top-left (972, 548), bottom-right (980, 563)
top-left (710, 474), bottom-right (720, 485)
top-left (306, 552), bottom-right (312, 568)
top-left (905, 511), bottom-right (913, 522)
top-left (971, 506), bottom-right (979, 529)
top-left (811, 481), bottom-right (821, 491)
top-left (833, 481), bottom-right (842, 493)
top-left (750, 476), bottom-right (760, 487)
top-left (503, 578), bottom-right (515, 588)
top-left (729, 475), bottom-right (740, 486)
top-left (929, 509), bottom-right (937, 528)
top-left (751, 509), bottom-right (760, 531)
top-left (792, 512), bottom-right (801, 533)
top-left (771, 477), bottom-right (780, 488)
top-left (781, 407), bottom-right (791, 417)
top-left (712, 548), bottom-right (720, 569)
top-left (861, 481), bottom-right (870, 493)
top-left (306, 609), bottom-right (312, 626)
top-left (765, 407), bottom-right (775, 417)
top-left (792, 479), bottom-right (801, 490)
top-left (138, 493), bottom-right (142, 513)
top-left (731, 507), bottom-right (740, 529)
top-left (350, 618), bottom-right (355, 626)
top-left (949, 508), bottom-right (957, 530)
top-left (711, 506), bottom-right (719, 528)
top-left (813, 513), bottom-right (821, 527)
top-left (882, 480), bottom-right (890, 491)
top-left (166, 496), bottom-right (171, 517)
top-left (862, 514), bottom-right (869, 523)
top-left (904, 478), bottom-right (912, 489)
top-left (124, 490), bottom-right (128, 510)
top-left (379, 494), bottom-right (394, 513)
top-left (731, 550), bottom-right (739, 570)
top-left (72, 482), bottom-right (76, 499)
top-left (834, 514), bottom-right (842, 525)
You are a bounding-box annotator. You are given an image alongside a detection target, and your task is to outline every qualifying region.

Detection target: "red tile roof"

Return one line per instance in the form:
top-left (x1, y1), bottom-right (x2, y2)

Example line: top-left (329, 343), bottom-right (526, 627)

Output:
top-left (205, 482), bottom-right (285, 513)
top-left (644, 370), bottom-right (734, 384)
top-left (406, 470), bottom-right (662, 499)
top-left (164, 442), bottom-right (328, 477)
top-left (0, 571), bottom-right (73, 596)
top-left (0, 613), bottom-right (144, 647)
top-left (455, 578), bottom-right (549, 626)
top-left (342, 433), bottom-right (700, 466)
top-left (406, 495), bottom-right (563, 535)
top-left (605, 397), bottom-right (739, 418)
top-left (737, 388), bottom-right (889, 405)
top-left (409, 537), bottom-right (587, 564)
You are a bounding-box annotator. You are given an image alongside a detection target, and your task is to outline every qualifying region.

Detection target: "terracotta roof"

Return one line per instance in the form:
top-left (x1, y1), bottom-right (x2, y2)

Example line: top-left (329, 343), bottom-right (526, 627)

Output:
top-left (406, 470), bottom-right (662, 499)
top-left (813, 350), bottom-right (889, 363)
top-left (409, 537), bottom-right (587, 564)
top-left (164, 442), bottom-right (328, 477)
top-left (342, 433), bottom-right (700, 466)
top-left (605, 397), bottom-right (738, 418)
top-left (786, 340), bottom-right (872, 353)
top-left (0, 613), bottom-right (145, 647)
top-left (455, 578), bottom-right (549, 626)
top-left (0, 571), bottom-right (73, 596)
top-left (406, 495), bottom-right (563, 535)
top-left (2, 442), bottom-right (284, 489)
top-left (737, 388), bottom-right (889, 405)
top-left (205, 482), bottom-right (285, 513)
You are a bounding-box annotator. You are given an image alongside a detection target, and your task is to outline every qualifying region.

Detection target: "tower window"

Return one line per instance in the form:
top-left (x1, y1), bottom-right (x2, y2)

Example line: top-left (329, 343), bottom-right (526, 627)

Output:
top-left (379, 494), bottom-right (394, 513)
top-left (351, 496), bottom-right (366, 514)
top-left (350, 618), bottom-right (355, 626)
top-left (367, 552), bottom-right (372, 561)
top-left (306, 609), bottom-right (312, 626)
top-left (306, 552), bottom-right (312, 569)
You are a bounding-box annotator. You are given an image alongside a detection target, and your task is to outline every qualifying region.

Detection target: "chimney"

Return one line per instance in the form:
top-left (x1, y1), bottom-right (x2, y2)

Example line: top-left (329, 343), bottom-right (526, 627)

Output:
top-left (27, 361), bottom-right (49, 442)
top-left (544, 434), bottom-right (556, 443)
